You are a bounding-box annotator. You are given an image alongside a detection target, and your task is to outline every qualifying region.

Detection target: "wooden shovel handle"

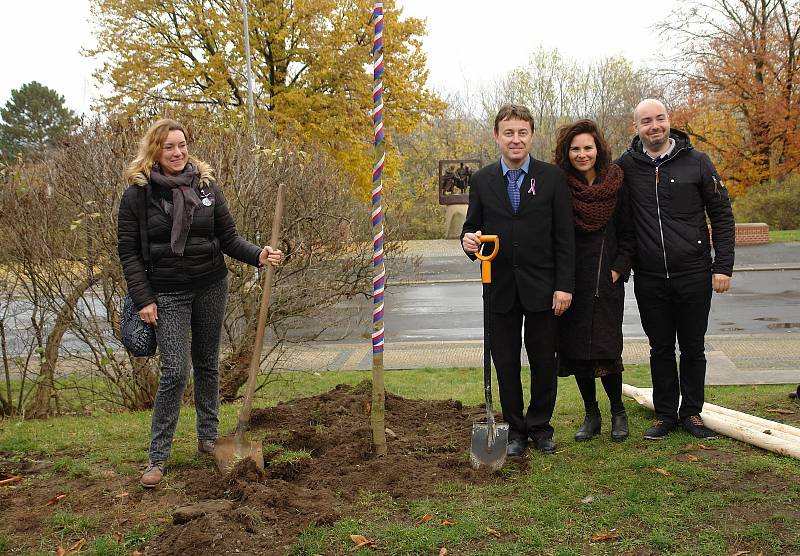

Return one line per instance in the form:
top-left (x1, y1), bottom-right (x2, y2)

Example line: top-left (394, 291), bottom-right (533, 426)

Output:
top-left (237, 183), bottom-right (285, 433)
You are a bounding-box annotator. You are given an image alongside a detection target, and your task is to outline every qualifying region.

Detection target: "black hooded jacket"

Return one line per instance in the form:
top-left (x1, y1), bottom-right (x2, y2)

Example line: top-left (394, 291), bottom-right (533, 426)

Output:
top-left (117, 174), bottom-right (262, 310)
top-left (616, 130), bottom-right (735, 279)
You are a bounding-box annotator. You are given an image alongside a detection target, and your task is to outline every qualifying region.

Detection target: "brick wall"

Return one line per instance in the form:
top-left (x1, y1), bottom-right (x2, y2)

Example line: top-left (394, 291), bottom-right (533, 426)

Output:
top-left (708, 223), bottom-right (769, 246)
top-left (734, 223), bottom-right (770, 245)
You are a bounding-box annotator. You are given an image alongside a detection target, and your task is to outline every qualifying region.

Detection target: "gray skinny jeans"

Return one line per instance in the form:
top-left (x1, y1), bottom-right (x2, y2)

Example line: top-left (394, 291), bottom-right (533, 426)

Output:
top-left (149, 276), bottom-right (228, 463)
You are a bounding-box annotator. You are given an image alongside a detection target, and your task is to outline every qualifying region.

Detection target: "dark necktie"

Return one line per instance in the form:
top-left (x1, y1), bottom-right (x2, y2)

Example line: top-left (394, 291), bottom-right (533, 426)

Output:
top-left (506, 168), bottom-right (522, 212)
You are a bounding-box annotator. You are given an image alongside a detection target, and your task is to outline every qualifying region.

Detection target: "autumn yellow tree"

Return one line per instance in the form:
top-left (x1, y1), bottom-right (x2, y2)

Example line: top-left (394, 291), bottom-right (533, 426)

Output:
top-left (88, 0), bottom-right (444, 197)
top-left (660, 0), bottom-right (800, 192)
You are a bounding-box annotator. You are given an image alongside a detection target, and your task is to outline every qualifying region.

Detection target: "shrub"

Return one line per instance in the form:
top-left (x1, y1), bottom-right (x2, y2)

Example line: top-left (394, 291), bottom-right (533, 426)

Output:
top-left (0, 113), bottom-right (391, 415)
top-left (733, 175), bottom-right (800, 230)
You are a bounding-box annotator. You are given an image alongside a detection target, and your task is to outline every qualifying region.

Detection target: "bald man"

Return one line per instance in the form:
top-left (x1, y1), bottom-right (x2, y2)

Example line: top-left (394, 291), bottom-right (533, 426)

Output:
top-left (617, 99), bottom-right (735, 440)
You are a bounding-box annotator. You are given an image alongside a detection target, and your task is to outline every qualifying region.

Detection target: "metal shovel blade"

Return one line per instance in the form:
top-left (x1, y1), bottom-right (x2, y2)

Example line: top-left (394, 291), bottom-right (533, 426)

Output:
top-left (469, 420), bottom-right (509, 471)
top-left (213, 433), bottom-right (264, 474)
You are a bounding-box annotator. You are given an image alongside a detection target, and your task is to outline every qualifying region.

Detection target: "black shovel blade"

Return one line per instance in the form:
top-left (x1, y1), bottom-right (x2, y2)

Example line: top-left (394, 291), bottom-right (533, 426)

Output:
top-left (470, 421), bottom-right (509, 471)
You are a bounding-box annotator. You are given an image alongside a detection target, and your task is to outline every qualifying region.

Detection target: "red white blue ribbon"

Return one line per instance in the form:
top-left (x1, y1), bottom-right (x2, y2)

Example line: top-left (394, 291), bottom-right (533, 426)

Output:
top-left (371, 1), bottom-right (385, 354)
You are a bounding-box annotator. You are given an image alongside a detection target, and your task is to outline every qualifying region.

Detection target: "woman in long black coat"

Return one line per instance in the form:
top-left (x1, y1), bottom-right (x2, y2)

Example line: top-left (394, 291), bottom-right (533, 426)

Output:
top-left (554, 119), bottom-right (634, 442)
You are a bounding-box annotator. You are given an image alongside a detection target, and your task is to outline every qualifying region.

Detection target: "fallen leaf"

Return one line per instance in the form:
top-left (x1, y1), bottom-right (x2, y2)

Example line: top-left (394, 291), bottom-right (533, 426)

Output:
top-left (766, 409), bottom-right (793, 415)
top-left (349, 534), bottom-right (377, 551)
top-left (581, 495), bottom-right (594, 504)
top-left (384, 427), bottom-right (397, 439)
top-left (45, 494), bottom-right (67, 506)
top-left (731, 551), bottom-right (750, 556)
top-left (418, 512), bottom-right (434, 523)
top-left (686, 454), bottom-right (700, 462)
top-left (590, 531), bottom-right (620, 542)
top-left (115, 492), bottom-right (129, 499)
top-left (698, 444), bottom-right (712, 450)
top-left (441, 519), bottom-right (454, 526)
top-left (351, 541), bottom-right (377, 551)
top-left (486, 527), bottom-right (501, 538)
top-left (0, 476), bottom-right (23, 486)
top-left (654, 467), bottom-right (672, 477)
top-left (130, 552), bottom-right (143, 556)
top-left (56, 538), bottom-right (86, 555)
top-left (439, 548), bottom-right (448, 556)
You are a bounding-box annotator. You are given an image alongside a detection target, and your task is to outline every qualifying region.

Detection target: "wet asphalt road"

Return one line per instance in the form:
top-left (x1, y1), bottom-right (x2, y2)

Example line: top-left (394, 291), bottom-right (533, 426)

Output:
top-left (392, 270), bottom-right (800, 341)
top-left (304, 241), bottom-right (800, 343)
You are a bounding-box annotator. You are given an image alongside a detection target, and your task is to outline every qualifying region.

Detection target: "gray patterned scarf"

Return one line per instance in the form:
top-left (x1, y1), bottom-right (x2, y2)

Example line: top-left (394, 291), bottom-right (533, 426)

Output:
top-left (149, 162), bottom-right (201, 255)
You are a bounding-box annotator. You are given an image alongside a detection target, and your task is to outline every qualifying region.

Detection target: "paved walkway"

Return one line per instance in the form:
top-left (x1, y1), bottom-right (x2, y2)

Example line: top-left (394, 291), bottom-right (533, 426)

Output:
top-left (275, 240), bottom-right (800, 386)
top-left (275, 334), bottom-right (800, 385)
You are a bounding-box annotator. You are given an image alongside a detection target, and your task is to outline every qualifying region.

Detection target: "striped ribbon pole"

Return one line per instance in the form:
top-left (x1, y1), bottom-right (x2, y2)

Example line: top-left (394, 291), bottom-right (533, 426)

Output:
top-left (370, 0), bottom-right (387, 456)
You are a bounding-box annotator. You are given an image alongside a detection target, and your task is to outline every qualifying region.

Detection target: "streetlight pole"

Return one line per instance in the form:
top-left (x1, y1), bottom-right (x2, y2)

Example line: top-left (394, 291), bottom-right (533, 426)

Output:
top-left (241, 0), bottom-right (256, 143)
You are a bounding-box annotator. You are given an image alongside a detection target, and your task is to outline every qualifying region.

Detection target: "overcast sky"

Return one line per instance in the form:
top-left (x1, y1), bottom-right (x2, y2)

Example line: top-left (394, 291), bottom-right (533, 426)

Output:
top-left (0, 0), bottom-right (677, 116)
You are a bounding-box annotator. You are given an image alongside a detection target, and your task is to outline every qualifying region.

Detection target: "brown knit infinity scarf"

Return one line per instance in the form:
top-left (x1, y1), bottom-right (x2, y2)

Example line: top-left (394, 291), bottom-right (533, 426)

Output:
top-left (567, 163), bottom-right (623, 232)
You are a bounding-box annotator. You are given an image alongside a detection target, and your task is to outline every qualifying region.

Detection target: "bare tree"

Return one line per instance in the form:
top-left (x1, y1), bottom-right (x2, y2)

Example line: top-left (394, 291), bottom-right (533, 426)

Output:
top-left (478, 49), bottom-right (665, 160)
top-left (0, 114), bottom-right (381, 416)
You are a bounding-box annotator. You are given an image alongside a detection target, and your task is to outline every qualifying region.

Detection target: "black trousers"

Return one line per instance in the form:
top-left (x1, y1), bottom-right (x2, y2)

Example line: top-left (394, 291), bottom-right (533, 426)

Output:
top-left (634, 272), bottom-right (712, 423)
top-left (489, 296), bottom-right (557, 442)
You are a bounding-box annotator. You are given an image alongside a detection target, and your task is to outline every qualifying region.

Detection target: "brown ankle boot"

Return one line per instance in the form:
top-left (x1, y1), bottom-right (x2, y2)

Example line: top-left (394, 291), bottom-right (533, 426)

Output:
top-left (140, 462), bottom-right (164, 488)
top-left (198, 439), bottom-right (216, 455)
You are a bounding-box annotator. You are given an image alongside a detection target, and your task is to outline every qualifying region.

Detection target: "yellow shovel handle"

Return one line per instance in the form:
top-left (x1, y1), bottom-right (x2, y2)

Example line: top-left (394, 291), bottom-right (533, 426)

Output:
top-left (474, 234), bottom-right (499, 284)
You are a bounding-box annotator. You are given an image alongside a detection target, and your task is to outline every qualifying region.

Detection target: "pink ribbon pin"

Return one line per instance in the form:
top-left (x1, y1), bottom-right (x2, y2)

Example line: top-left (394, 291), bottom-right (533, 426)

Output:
top-left (528, 178), bottom-right (536, 195)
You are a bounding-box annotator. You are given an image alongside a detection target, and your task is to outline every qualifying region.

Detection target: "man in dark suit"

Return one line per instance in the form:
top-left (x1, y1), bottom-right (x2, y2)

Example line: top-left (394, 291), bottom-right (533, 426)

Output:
top-left (461, 104), bottom-right (575, 456)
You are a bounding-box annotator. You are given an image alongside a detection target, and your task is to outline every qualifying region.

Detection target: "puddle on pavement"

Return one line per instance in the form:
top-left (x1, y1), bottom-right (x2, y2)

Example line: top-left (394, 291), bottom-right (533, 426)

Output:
top-left (767, 322), bottom-right (800, 329)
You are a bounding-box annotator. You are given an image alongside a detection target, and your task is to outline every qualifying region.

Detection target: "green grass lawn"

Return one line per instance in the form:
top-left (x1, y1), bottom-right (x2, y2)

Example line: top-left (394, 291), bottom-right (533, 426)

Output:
top-left (769, 229), bottom-right (800, 242)
top-left (1, 366), bottom-right (799, 556)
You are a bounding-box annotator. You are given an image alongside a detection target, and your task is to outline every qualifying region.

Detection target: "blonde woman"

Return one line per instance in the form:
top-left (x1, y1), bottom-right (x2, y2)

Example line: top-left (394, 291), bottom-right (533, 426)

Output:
top-left (117, 119), bottom-right (282, 488)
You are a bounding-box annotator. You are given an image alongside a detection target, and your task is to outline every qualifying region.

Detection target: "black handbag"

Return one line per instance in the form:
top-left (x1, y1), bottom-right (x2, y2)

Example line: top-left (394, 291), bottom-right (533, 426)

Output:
top-left (120, 186), bottom-right (157, 357)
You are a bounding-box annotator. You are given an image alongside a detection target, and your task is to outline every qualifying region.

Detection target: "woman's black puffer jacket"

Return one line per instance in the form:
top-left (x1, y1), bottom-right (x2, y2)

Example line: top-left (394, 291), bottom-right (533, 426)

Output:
top-left (118, 177), bottom-right (261, 310)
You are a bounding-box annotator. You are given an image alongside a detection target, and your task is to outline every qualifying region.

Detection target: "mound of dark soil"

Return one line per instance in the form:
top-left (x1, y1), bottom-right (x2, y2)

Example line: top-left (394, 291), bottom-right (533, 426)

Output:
top-left (145, 382), bottom-right (504, 555)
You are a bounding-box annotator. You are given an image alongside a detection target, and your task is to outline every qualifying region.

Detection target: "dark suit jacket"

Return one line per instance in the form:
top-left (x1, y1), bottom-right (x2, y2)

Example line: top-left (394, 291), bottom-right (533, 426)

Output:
top-left (461, 157), bottom-right (576, 313)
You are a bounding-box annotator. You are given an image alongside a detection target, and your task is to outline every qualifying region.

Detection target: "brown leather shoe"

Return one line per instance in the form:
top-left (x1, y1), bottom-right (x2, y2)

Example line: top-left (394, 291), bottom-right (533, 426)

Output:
top-left (140, 462), bottom-right (164, 488)
top-left (198, 439), bottom-right (216, 455)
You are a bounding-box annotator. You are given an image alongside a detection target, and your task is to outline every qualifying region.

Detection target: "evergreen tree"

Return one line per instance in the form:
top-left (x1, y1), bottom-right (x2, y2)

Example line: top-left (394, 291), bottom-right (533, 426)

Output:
top-left (0, 81), bottom-right (80, 160)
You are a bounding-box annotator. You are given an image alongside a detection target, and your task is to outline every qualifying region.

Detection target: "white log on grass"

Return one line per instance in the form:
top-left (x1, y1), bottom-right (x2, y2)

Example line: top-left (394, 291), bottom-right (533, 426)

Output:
top-left (702, 402), bottom-right (800, 440)
top-left (622, 384), bottom-right (800, 459)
